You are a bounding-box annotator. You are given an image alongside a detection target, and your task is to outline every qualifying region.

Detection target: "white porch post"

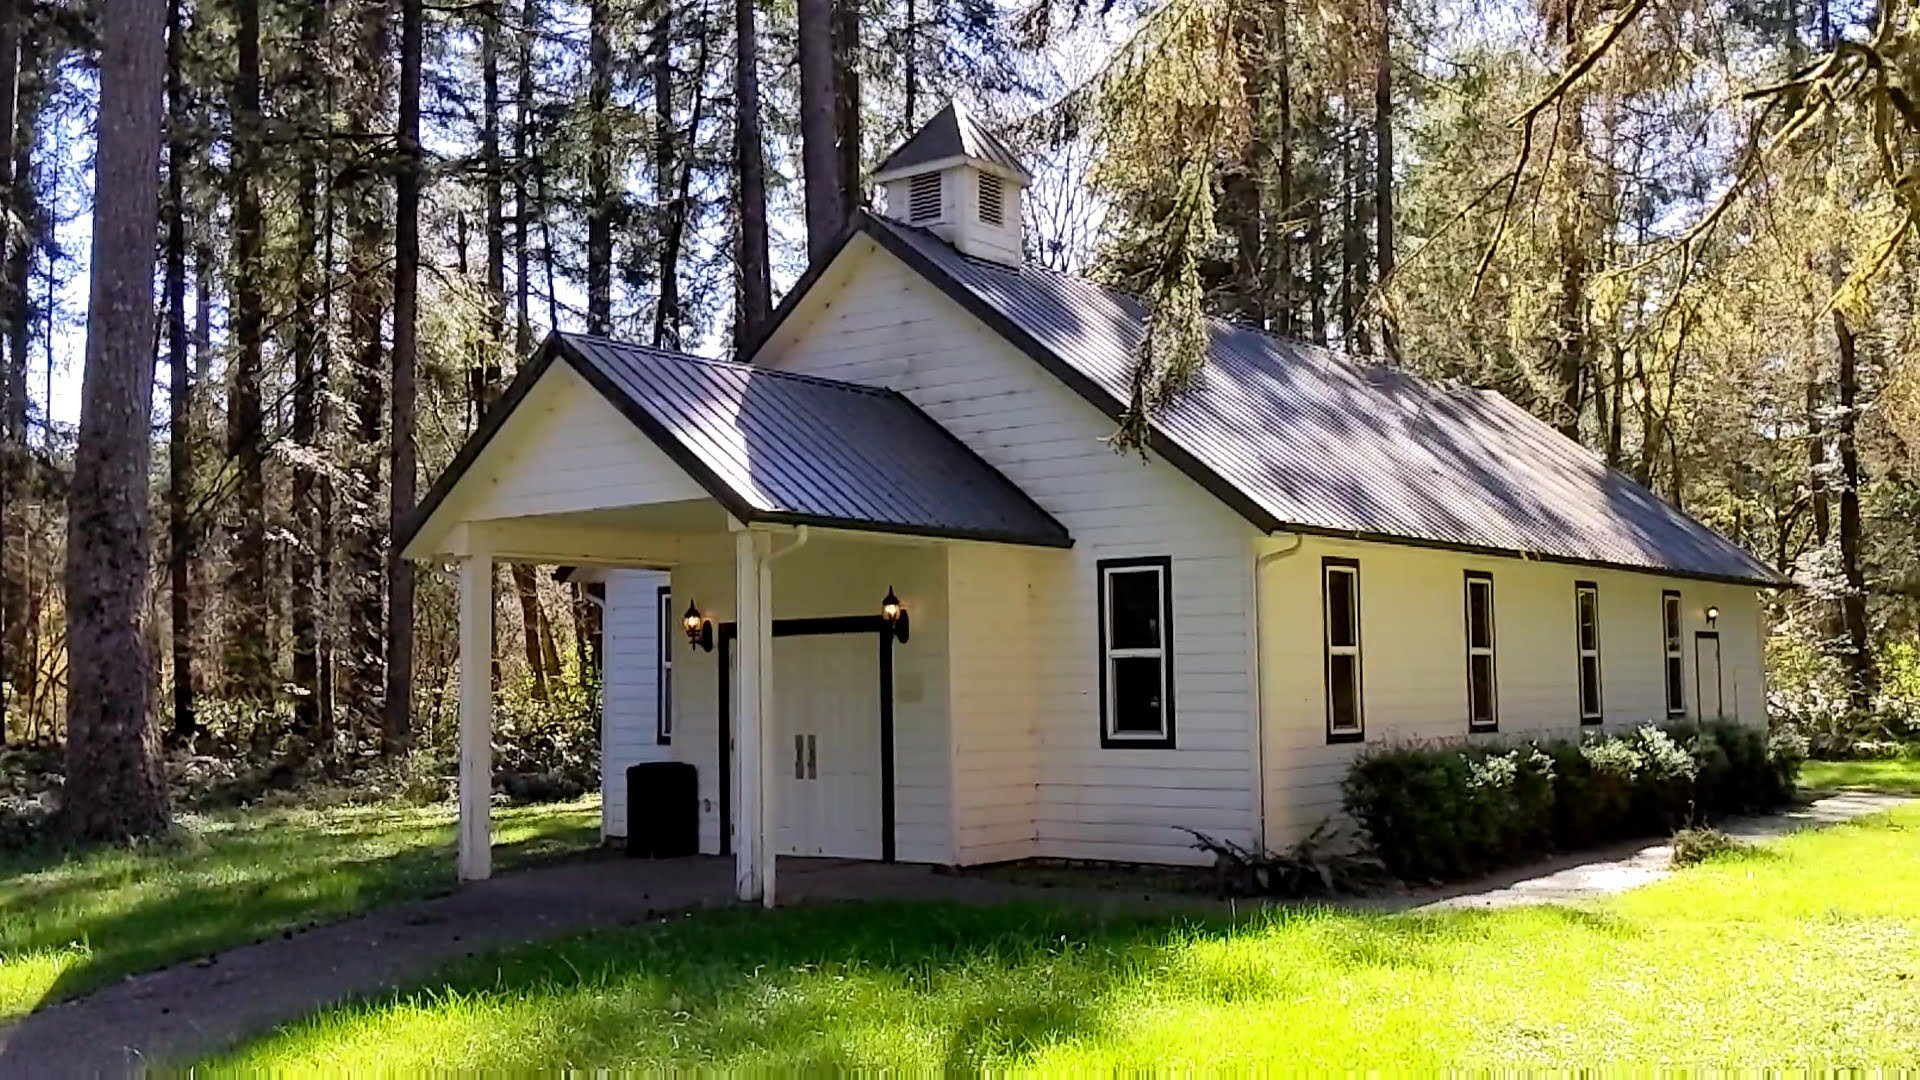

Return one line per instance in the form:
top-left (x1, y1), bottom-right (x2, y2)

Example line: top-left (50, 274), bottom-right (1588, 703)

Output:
top-left (733, 527), bottom-right (777, 906)
top-left (457, 552), bottom-right (494, 882)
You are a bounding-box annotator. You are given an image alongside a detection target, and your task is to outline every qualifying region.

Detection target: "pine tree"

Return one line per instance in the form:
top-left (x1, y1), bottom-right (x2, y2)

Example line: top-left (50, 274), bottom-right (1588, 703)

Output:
top-left (63, 0), bottom-right (171, 842)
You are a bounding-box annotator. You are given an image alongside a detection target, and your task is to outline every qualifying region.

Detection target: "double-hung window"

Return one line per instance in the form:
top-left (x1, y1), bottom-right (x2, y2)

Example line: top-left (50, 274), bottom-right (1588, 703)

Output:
top-left (1465, 572), bottom-right (1497, 731)
top-left (1576, 582), bottom-right (1603, 724)
top-left (1324, 558), bottom-right (1364, 743)
top-left (1099, 557), bottom-right (1175, 747)
top-left (1662, 590), bottom-right (1686, 717)
top-left (656, 585), bottom-right (673, 744)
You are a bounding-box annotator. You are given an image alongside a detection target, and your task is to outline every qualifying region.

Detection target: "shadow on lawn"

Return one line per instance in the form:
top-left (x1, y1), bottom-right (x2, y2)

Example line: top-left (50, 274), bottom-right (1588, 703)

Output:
top-left (255, 898), bottom-right (1646, 1070)
top-left (0, 804), bottom-right (601, 1019)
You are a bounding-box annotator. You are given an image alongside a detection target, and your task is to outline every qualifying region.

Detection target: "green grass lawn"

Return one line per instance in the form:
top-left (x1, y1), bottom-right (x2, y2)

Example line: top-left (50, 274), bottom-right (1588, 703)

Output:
top-left (208, 804), bottom-right (1920, 1070)
top-left (0, 797), bottom-right (600, 1022)
top-left (1801, 756), bottom-right (1920, 794)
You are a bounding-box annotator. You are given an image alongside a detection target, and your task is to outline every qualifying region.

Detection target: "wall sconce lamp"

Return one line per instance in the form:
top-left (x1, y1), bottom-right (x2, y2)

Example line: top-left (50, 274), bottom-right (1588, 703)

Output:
top-left (881, 586), bottom-right (911, 644)
top-left (683, 601), bottom-right (714, 652)
top-left (1705, 605), bottom-right (1720, 628)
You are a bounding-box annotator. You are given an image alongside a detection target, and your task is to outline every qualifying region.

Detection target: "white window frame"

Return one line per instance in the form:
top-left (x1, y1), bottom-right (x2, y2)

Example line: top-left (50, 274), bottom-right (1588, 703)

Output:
top-left (1098, 558), bottom-right (1174, 747)
top-left (1576, 582), bottom-right (1603, 725)
top-left (1662, 590), bottom-right (1686, 717)
top-left (1324, 559), bottom-right (1364, 742)
top-left (656, 585), bottom-right (673, 744)
top-left (1465, 572), bottom-right (1497, 731)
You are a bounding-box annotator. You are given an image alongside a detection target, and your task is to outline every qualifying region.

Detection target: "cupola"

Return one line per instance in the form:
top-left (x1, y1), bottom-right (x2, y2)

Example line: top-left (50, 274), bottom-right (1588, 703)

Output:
top-left (872, 101), bottom-right (1030, 266)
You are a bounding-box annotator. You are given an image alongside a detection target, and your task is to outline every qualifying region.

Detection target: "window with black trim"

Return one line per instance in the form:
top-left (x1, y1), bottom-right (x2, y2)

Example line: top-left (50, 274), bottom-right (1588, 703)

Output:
top-left (1098, 557), bottom-right (1174, 747)
top-left (656, 585), bottom-right (673, 744)
top-left (1465, 571), bottom-right (1497, 731)
top-left (1324, 558), bottom-right (1363, 743)
top-left (1662, 590), bottom-right (1686, 717)
top-left (1576, 582), bottom-right (1603, 724)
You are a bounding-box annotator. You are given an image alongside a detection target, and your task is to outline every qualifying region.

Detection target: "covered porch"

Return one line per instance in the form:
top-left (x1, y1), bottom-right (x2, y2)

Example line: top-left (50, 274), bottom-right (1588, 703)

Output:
top-left (397, 333), bottom-right (1069, 905)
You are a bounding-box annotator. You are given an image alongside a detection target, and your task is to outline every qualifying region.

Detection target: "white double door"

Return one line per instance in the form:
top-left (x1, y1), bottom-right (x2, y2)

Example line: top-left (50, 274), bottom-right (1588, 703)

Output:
top-left (764, 634), bottom-right (884, 860)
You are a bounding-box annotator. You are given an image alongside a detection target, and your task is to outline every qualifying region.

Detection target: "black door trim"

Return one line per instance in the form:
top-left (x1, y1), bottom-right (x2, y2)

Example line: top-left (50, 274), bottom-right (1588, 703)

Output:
top-left (717, 615), bottom-right (896, 862)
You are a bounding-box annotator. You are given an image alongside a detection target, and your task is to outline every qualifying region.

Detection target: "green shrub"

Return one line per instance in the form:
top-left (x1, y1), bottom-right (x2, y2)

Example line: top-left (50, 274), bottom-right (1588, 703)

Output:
top-left (1670, 826), bottom-right (1749, 867)
top-left (1343, 720), bottom-right (1797, 882)
top-left (491, 681), bottom-right (600, 802)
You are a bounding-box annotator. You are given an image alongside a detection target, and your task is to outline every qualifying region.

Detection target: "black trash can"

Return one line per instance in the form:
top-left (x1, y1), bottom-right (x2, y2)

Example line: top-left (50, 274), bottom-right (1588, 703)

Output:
top-left (627, 761), bottom-right (699, 858)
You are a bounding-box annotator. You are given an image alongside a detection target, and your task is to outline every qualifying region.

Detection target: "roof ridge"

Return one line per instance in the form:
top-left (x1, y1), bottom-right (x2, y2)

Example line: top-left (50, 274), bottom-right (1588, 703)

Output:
top-left (558, 330), bottom-right (894, 397)
top-left (870, 216), bottom-right (1383, 374)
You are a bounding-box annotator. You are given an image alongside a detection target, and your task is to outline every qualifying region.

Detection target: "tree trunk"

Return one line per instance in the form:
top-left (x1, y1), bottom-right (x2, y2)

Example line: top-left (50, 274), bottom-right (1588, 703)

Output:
top-left (0, 0), bottom-right (21, 738)
top-left (289, 0), bottom-right (326, 746)
top-left (586, 0), bottom-right (612, 334)
top-left (164, 0), bottom-right (194, 744)
top-left (3, 30), bottom-right (36, 727)
top-left (1372, 0), bottom-right (1396, 358)
top-left (1551, 9), bottom-right (1586, 439)
top-left (515, 0), bottom-right (535, 358)
top-left (341, 0), bottom-right (391, 739)
top-left (902, 0), bottom-right (917, 129)
top-left (387, 0), bottom-right (422, 755)
top-left (1274, 0), bottom-right (1292, 334)
top-left (831, 0), bottom-right (861, 222)
top-left (734, 0), bottom-right (771, 343)
top-left (481, 0), bottom-right (505, 388)
top-left (62, 0), bottom-right (171, 842)
top-left (1834, 309), bottom-right (1875, 713)
top-left (655, 1), bottom-right (714, 351)
top-left (512, 563), bottom-right (547, 700)
top-left (1227, 4), bottom-right (1268, 325)
top-left (797, 0), bottom-right (841, 258)
top-left (651, 0), bottom-right (679, 347)
top-left (1808, 378), bottom-right (1829, 545)
top-left (1338, 131), bottom-right (1357, 348)
top-left (223, 0), bottom-right (270, 703)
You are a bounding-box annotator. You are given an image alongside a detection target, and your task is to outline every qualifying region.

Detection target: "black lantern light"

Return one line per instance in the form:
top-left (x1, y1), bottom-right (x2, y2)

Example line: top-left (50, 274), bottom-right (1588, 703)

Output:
top-left (1705, 605), bottom-right (1720, 628)
top-left (881, 586), bottom-right (910, 644)
top-left (683, 601), bottom-right (714, 652)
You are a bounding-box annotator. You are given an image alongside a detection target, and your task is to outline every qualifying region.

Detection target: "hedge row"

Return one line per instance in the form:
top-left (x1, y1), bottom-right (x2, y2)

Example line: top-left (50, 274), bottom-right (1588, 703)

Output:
top-left (1341, 720), bottom-right (1806, 882)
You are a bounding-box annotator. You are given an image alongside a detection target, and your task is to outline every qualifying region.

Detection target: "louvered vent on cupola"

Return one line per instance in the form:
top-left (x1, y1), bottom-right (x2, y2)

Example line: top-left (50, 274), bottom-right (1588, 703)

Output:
top-left (978, 173), bottom-right (1004, 227)
top-left (873, 101), bottom-right (1032, 266)
top-left (908, 172), bottom-right (943, 223)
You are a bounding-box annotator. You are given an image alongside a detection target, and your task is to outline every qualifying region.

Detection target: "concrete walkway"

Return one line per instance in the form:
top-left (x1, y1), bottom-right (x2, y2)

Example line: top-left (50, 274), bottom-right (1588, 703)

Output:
top-left (0, 791), bottom-right (1904, 1074)
top-left (1405, 790), bottom-right (1911, 911)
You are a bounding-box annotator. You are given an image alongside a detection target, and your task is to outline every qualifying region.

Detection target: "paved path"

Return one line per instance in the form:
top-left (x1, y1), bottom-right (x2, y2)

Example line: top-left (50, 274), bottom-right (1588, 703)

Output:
top-left (0, 791), bottom-right (1905, 1074)
top-left (0, 856), bottom-right (736, 1076)
top-left (1405, 790), bottom-right (1911, 911)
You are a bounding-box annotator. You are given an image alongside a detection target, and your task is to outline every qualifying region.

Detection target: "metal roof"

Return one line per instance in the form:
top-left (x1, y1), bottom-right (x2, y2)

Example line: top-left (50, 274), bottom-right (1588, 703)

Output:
top-left (871, 100), bottom-right (1032, 183)
top-left (855, 214), bottom-right (1782, 586)
top-left (493, 334), bottom-right (1069, 547)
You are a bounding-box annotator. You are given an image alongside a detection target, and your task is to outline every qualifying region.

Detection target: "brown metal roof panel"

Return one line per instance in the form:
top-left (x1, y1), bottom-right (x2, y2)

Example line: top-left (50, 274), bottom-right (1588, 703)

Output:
top-left (865, 215), bottom-right (1781, 585)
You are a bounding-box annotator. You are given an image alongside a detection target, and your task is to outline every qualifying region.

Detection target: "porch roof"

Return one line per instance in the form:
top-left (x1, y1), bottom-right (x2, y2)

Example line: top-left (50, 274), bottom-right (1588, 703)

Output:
top-left (400, 332), bottom-right (1072, 552)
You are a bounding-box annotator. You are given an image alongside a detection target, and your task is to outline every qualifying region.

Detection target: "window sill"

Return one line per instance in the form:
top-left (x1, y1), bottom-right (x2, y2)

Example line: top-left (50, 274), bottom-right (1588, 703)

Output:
top-left (1100, 732), bottom-right (1176, 750)
top-left (1326, 729), bottom-right (1365, 745)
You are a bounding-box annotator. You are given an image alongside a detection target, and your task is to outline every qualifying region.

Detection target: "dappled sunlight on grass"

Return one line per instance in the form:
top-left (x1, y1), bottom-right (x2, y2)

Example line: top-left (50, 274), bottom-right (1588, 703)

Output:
top-left (0, 798), bottom-right (600, 1021)
top-left (208, 805), bottom-right (1920, 1070)
top-left (1801, 757), bottom-right (1920, 795)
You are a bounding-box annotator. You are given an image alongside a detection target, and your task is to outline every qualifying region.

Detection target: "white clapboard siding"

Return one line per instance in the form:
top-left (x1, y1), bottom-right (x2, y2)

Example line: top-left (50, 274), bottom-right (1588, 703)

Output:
top-left (759, 239), bottom-right (1262, 866)
top-left (665, 537), bottom-right (954, 864)
top-left (946, 543), bottom-right (1039, 864)
top-left (600, 569), bottom-right (670, 839)
top-left (1257, 534), bottom-right (1770, 847)
top-left (437, 364), bottom-right (705, 537)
